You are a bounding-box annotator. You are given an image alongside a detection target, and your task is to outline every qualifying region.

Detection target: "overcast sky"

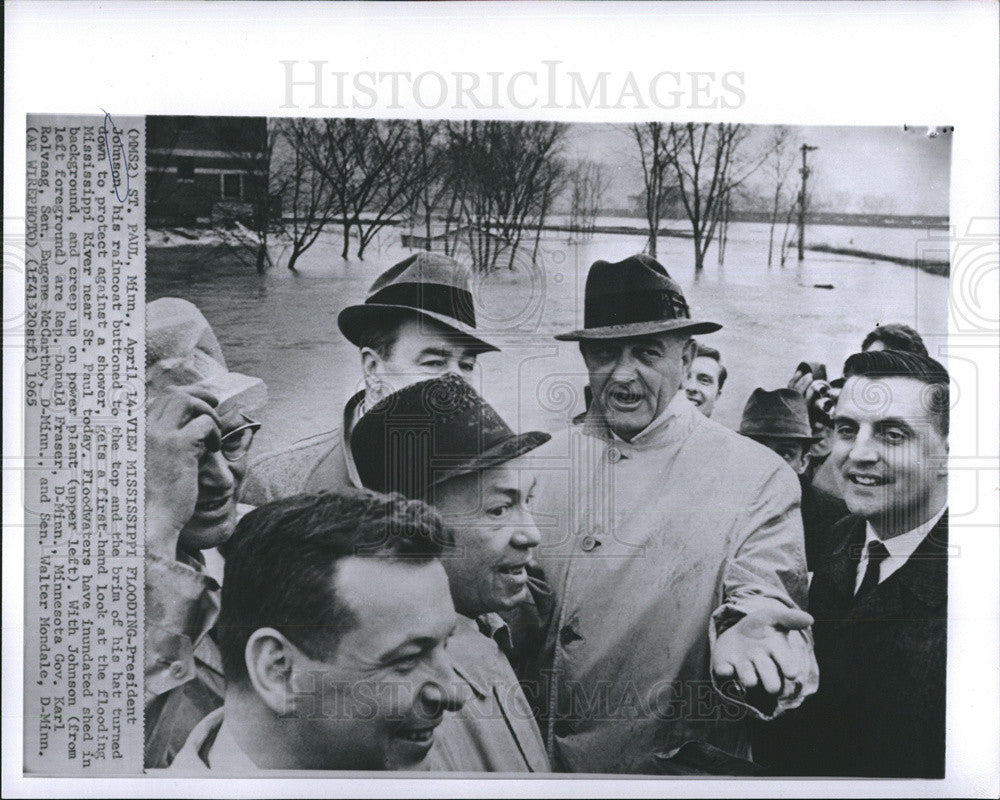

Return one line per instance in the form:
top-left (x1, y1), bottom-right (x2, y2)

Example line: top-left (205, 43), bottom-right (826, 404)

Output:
top-left (562, 123), bottom-right (952, 216)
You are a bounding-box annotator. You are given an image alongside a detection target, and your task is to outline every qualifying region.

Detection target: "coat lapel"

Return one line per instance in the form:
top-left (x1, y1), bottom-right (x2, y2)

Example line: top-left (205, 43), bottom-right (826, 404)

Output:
top-left (816, 516), bottom-right (866, 612)
top-left (850, 512), bottom-right (949, 619)
top-left (888, 512), bottom-right (949, 610)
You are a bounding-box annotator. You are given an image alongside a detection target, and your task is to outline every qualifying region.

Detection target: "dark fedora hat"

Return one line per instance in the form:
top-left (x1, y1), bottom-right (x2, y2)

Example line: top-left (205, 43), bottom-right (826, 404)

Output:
top-left (555, 254), bottom-right (722, 341)
top-left (338, 252), bottom-right (499, 354)
top-left (739, 388), bottom-right (822, 443)
top-left (350, 373), bottom-right (550, 499)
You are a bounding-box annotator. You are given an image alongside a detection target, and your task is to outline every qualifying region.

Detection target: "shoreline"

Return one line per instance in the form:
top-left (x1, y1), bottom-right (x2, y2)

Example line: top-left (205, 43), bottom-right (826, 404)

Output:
top-left (146, 221), bottom-right (952, 277)
top-left (805, 243), bottom-right (949, 277)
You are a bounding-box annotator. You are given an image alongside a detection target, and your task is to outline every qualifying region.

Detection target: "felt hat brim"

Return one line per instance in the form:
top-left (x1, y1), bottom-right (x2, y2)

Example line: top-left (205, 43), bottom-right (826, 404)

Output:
top-left (338, 303), bottom-right (500, 354)
top-left (743, 430), bottom-right (824, 445)
top-left (555, 318), bottom-right (722, 341)
top-left (426, 430), bottom-right (551, 490)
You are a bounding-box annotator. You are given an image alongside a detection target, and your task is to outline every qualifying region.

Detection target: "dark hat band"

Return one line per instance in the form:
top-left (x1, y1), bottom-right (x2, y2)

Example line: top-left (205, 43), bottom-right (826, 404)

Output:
top-left (367, 281), bottom-right (476, 329)
top-left (740, 419), bottom-right (817, 440)
top-left (584, 288), bottom-right (690, 330)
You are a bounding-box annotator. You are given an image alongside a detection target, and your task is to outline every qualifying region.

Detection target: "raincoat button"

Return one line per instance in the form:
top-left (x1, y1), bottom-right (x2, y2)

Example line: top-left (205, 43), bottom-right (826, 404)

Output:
top-left (169, 661), bottom-right (189, 680)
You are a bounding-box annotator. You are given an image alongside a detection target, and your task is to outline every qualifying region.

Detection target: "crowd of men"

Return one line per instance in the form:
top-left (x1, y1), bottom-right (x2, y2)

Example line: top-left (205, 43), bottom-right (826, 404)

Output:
top-left (145, 251), bottom-right (948, 777)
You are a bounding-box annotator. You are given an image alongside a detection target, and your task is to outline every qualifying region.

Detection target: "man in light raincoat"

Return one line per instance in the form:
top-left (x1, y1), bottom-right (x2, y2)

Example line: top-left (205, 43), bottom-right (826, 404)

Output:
top-left (528, 255), bottom-right (818, 775)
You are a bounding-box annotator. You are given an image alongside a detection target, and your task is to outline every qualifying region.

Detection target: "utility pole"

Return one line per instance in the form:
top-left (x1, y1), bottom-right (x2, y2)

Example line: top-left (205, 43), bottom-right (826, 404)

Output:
top-left (797, 143), bottom-right (818, 261)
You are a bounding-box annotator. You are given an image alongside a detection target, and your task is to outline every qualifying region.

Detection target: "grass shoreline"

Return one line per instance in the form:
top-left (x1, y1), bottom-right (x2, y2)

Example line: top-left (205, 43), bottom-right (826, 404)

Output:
top-left (147, 223), bottom-right (951, 277)
top-left (805, 244), bottom-right (949, 277)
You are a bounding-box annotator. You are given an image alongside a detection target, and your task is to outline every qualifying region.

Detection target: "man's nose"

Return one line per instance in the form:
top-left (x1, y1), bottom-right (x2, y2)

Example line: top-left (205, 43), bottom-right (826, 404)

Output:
top-left (417, 680), bottom-right (465, 716)
top-left (199, 450), bottom-right (237, 490)
top-left (510, 517), bottom-right (542, 549)
top-left (848, 427), bottom-right (880, 464)
top-left (610, 352), bottom-right (638, 383)
top-left (418, 658), bottom-right (465, 716)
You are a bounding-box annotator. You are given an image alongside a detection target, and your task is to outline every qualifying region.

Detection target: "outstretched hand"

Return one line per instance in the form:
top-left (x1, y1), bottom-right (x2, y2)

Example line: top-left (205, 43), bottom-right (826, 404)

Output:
top-left (712, 606), bottom-right (814, 698)
top-left (145, 385), bottom-right (221, 559)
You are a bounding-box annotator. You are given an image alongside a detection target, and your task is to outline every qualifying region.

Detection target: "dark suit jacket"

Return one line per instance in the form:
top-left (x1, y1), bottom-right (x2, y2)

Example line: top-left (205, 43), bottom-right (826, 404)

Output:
top-left (754, 511), bottom-right (948, 777)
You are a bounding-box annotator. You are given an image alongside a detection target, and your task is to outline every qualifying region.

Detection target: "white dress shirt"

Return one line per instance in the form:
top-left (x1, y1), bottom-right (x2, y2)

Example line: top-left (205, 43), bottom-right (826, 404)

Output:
top-left (855, 505), bottom-right (947, 593)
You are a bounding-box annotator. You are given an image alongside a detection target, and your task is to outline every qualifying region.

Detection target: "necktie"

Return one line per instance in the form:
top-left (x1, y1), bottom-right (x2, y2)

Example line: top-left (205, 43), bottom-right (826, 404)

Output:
top-left (856, 539), bottom-right (890, 598)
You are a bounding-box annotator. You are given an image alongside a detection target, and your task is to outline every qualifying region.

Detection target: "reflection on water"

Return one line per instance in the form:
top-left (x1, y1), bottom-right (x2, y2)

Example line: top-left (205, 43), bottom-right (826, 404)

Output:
top-left (148, 224), bottom-right (949, 453)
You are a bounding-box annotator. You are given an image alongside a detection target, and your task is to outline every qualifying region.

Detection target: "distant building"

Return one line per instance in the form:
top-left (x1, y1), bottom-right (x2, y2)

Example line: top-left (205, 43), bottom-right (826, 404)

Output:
top-left (628, 192), bottom-right (684, 220)
top-left (146, 116), bottom-right (269, 227)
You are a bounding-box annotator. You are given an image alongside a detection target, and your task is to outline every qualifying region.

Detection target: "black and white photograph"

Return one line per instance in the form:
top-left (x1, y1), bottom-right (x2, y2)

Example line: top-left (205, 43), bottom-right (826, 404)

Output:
top-left (5, 2), bottom-right (999, 797)
top-left (141, 116), bottom-right (952, 776)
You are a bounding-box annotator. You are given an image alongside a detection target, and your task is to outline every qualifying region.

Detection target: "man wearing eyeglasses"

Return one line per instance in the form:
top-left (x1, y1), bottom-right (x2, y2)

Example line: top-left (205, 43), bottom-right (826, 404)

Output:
top-left (143, 297), bottom-right (268, 768)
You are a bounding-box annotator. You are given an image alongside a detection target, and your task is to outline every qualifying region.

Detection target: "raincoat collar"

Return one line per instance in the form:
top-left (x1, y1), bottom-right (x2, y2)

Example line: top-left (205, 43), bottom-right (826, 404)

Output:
top-left (341, 390), bottom-right (365, 488)
top-left (579, 389), bottom-right (700, 450)
top-left (448, 613), bottom-right (511, 699)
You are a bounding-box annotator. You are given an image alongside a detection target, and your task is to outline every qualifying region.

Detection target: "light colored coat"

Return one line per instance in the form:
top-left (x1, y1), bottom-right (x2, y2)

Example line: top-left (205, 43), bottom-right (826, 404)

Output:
top-left (530, 391), bottom-right (817, 774)
top-left (165, 708), bottom-right (261, 773)
top-left (423, 615), bottom-right (549, 773)
top-left (240, 392), bottom-right (363, 505)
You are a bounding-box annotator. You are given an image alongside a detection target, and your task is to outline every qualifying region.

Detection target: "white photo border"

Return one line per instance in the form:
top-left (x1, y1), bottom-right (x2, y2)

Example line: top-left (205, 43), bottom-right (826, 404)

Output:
top-left (4, 1), bottom-right (998, 797)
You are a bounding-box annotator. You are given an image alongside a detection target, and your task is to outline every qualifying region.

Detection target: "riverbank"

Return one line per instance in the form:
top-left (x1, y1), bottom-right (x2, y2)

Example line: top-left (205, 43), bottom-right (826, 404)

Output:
top-left (147, 219), bottom-right (951, 277)
top-left (806, 243), bottom-right (949, 277)
top-left (148, 225), bottom-right (950, 451)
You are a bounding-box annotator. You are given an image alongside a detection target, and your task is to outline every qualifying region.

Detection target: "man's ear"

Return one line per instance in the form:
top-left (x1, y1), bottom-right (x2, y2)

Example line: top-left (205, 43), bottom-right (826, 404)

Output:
top-left (800, 448), bottom-right (813, 476)
top-left (360, 347), bottom-right (381, 379)
top-left (938, 440), bottom-right (949, 479)
top-left (681, 338), bottom-right (696, 367)
top-left (360, 347), bottom-right (388, 402)
top-left (246, 628), bottom-right (299, 717)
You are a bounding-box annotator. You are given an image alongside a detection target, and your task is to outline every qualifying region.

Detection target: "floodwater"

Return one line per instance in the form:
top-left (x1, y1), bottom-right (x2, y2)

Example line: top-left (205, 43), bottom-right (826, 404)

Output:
top-left (147, 221), bottom-right (949, 454)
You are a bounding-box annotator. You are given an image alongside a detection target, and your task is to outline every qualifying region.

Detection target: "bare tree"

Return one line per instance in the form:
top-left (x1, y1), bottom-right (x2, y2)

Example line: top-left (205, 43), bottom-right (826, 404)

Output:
top-left (407, 120), bottom-right (452, 251)
top-left (445, 121), bottom-right (567, 272)
top-left (716, 184), bottom-right (733, 267)
top-left (272, 119), bottom-right (342, 272)
top-left (764, 126), bottom-right (798, 267)
top-left (208, 119), bottom-right (282, 274)
top-left (299, 119), bottom-right (422, 260)
top-left (567, 159), bottom-right (611, 240)
top-left (529, 154), bottom-right (566, 266)
top-left (780, 188), bottom-right (811, 267)
top-left (657, 122), bottom-right (770, 272)
top-left (630, 122), bottom-right (677, 258)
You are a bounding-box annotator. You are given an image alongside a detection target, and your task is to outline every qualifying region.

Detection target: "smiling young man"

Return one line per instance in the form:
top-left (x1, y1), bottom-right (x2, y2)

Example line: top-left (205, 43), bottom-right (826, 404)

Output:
top-left (684, 342), bottom-right (727, 417)
top-left (529, 254), bottom-right (817, 775)
top-left (241, 252), bottom-right (498, 504)
top-left (350, 373), bottom-right (552, 772)
top-left (763, 349), bottom-right (950, 777)
top-left (143, 297), bottom-right (268, 769)
top-left (168, 490), bottom-right (464, 772)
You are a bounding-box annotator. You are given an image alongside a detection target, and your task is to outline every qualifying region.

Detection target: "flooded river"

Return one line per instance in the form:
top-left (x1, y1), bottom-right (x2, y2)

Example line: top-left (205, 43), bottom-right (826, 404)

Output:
top-left (148, 222), bottom-right (949, 453)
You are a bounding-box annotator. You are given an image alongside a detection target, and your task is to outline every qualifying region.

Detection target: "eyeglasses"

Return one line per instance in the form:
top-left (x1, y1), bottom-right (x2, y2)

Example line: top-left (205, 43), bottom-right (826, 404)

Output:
top-left (206, 414), bottom-right (261, 462)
